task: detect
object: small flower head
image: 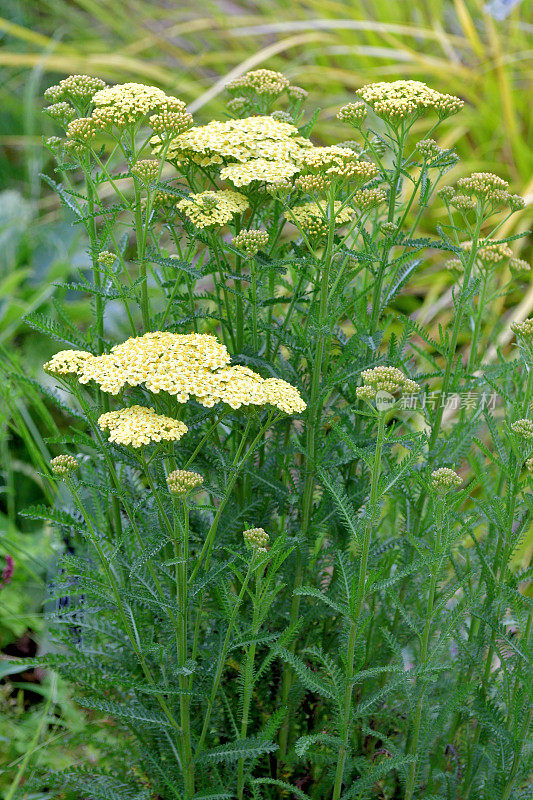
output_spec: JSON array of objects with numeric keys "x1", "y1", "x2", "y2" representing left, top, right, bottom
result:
[
  {"x1": 66, "y1": 117, "x2": 96, "y2": 143},
  {"x1": 50, "y1": 454, "x2": 79, "y2": 478},
  {"x1": 352, "y1": 187, "x2": 387, "y2": 211},
  {"x1": 98, "y1": 405, "x2": 188, "y2": 448},
  {"x1": 149, "y1": 108, "x2": 193, "y2": 136},
  {"x1": 232, "y1": 229, "x2": 269, "y2": 255},
  {"x1": 166, "y1": 469, "x2": 204, "y2": 497},
  {"x1": 177, "y1": 189, "x2": 249, "y2": 228},
  {"x1": 438, "y1": 186, "x2": 455, "y2": 203},
  {"x1": 510, "y1": 257, "x2": 530, "y2": 276},
  {"x1": 271, "y1": 110, "x2": 294, "y2": 124},
  {"x1": 287, "y1": 85, "x2": 308, "y2": 102},
  {"x1": 226, "y1": 96, "x2": 248, "y2": 116},
  {"x1": 286, "y1": 201, "x2": 354, "y2": 237},
  {"x1": 525, "y1": 457, "x2": 533, "y2": 472},
  {"x1": 92, "y1": 83, "x2": 187, "y2": 128},
  {"x1": 510, "y1": 419, "x2": 533, "y2": 440},
  {"x1": 415, "y1": 138, "x2": 444, "y2": 161},
  {"x1": 430, "y1": 467, "x2": 462, "y2": 493},
  {"x1": 243, "y1": 526, "x2": 269, "y2": 552},
  {"x1": 45, "y1": 75, "x2": 106, "y2": 105},
  {"x1": 337, "y1": 102, "x2": 367, "y2": 127},
  {"x1": 221, "y1": 158, "x2": 300, "y2": 187},
  {"x1": 357, "y1": 80, "x2": 463, "y2": 120},
  {"x1": 227, "y1": 69, "x2": 290, "y2": 97},
  {"x1": 44, "y1": 349, "x2": 94, "y2": 376},
  {"x1": 44, "y1": 102, "x2": 75, "y2": 125},
  {"x1": 511, "y1": 318, "x2": 533, "y2": 340},
  {"x1": 295, "y1": 173, "x2": 330, "y2": 194},
  {"x1": 356, "y1": 366, "x2": 418, "y2": 404},
  {"x1": 132, "y1": 159, "x2": 160, "y2": 185},
  {"x1": 508, "y1": 194, "x2": 525, "y2": 212},
  {"x1": 97, "y1": 251, "x2": 117, "y2": 268}
]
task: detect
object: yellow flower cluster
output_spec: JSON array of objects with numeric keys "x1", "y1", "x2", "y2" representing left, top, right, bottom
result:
[
  {"x1": 220, "y1": 158, "x2": 300, "y2": 187},
  {"x1": 93, "y1": 83, "x2": 186, "y2": 126},
  {"x1": 243, "y1": 527, "x2": 269, "y2": 551},
  {"x1": 287, "y1": 201, "x2": 354, "y2": 237},
  {"x1": 98, "y1": 405, "x2": 188, "y2": 448},
  {"x1": 44, "y1": 75, "x2": 106, "y2": 104},
  {"x1": 44, "y1": 349, "x2": 94, "y2": 375},
  {"x1": 50, "y1": 454, "x2": 79, "y2": 477},
  {"x1": 177, "y1": 189, "x2": 249, "y2": 228},
  {"x1": 45, "y1": 332, "x2": 306, "y2": 414},
  {"x1": 356, "y1": 366, "x2": 418, "y2": 402},
  {"x1": 155, "y1": 115, "x2": 310, "y2": 166},
  {"x1": 430, "y1": 467, "x2": 462, "y2": 493},
  {"x1": 167, "y1": 469, "x2": 204, "y2": 496},
  {"x1": 232, "y1": 229, "x2": 269, "y2": 255},
  {"x1": 227, "y1": 69, "x2": 290, "y2": 97},
  {"x1": 510, "y1": 419, "x2": 533, "y2": 440},
  {"x1": 357, "y1": 80, "x2": 463, "y2": 119}
]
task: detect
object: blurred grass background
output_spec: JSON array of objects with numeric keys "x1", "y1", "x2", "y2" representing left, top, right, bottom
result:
[{"x1": 0, "y1": 0, "x2": 531, "y2": 792}]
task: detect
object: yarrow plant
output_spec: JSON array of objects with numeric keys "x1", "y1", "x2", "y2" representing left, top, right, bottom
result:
[{"x1": 12, "y1": 70, "x2": 531, "y2": 799}]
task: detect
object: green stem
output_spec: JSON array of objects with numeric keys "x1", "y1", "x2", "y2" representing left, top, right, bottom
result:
[{"x1": 332, "y1": 410, "x2": 386, "y2": 800}]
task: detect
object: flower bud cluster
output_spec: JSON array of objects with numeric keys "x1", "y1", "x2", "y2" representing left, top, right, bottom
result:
[
  {"x1": 50, "y1": 454, "x2": 79, "y2": 477},
  {"x1": 356, "y1": 80, "x2": 463, "y2": 120},
  {"x1": 356, "y1": 366, "x2": 418, "y2": 402},
  {"x1": 132, "y1": 159, "x2": 160, "y2": 185},
  {"x1": 337, "y1": 102, "x2": 367, "y2": 126},
  {"x1": 44, "y1": 75, "x2": 106, "y2": 105},
  {"x1": 232, "y1": 229, "x2": 269, "y2": 255},
  {"x1": 97, "y1": 251, "x2": 117, "y2": 268},
  {"x1": 44, "y1": 102, "x2": 75, "y2": 125},
  {"x1": 166, "y1": 470, "x2": 204, "y2": 497},
  {"x1": 430, "y1": 467, "x2": 462, "y2": 493},
  {"x1": 243, "y1": 527, "x2": 269, "y2": 552},
  {"x1": 510, "y1": 419, "x2": 533, "y2": 440}
]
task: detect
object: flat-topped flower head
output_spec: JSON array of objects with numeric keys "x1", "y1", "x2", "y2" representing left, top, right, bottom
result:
[
  {"x1": 44, "y1": 349, "x2": 94, "y2": 375},
  {"x1": 166, "y1": 469, "x2": 204, "y2": 497},
  {"x1": 299, "y1": 146, "x2": 377, "y2": 184},
  {"x1": 50, "y1": 454, "x2": 79, "y2": 478},
  {"x1": 45, "y1": 75, "x2": 106, "y2": 105},
  {"x1": 45, "y1": 332, "x2": 306, "y2": 415},
  {"x1": 177, "y1": 189, "x2": 249, "y2": 228},
  {"x1": 227, "y1": 69, "x2": 290, "y2": 97},
  {"x1": 91, "y1": 82, "x2": 188, "y2": 128},
  {"x1": 510, "y1": 419, "x2": 533, "y2": 440},
  {"x1": 357, "y1": 80, "x2": 463, "y2": 120},
  {"x1": 232, "y1": 229, "x2": 269, "y2": 255},
  {"x1": 356, "y1": 366, "x2": 418, "y2": 402},
  {"x1": 98, "y1": 406, "x2": 188, "y2": 448},
  {"x1": 526, "y1": 457, "x2": 533, "y2": 472},
  {"x1": 221, "y1": 158, "x2": 300, "y2": 187},
  {"x1": 243, "y1": 526, "x2": 269, "y2": 552},
  {"x1": 287, "y1": 201, "x2": 354, "y2": 237},
  {"x1": 337, "y1": 102, "x2": 367, "y2": 126},
  {"x1": 154, "y1": 115, "x2": 310, "y2": 166},
  {"x1": 430, "y1": 467, "x2": 462, "y2": 493}
]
